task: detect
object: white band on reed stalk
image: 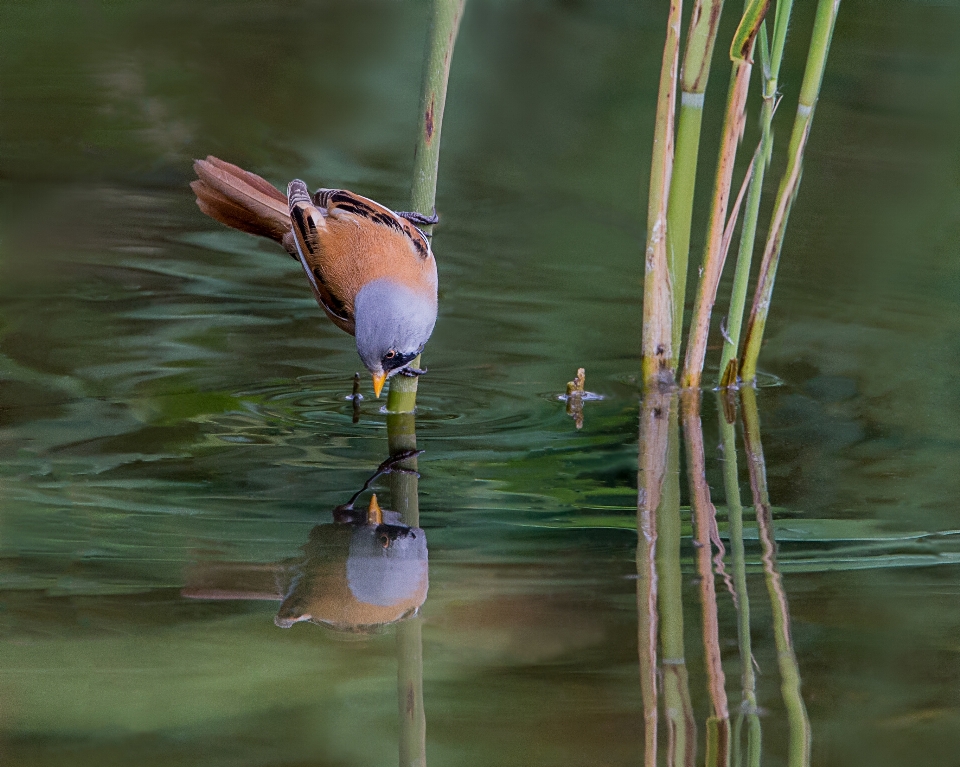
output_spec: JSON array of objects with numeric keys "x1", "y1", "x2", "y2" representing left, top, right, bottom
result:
[
  {"x1": 797, "y1": 102, "x2": 813, "y2": 117},
  {"x1": 681, "y1": 91, "x2": 705, "y2": 109}
]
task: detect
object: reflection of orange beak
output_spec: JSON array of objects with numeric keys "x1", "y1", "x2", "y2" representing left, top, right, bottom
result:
[
  {"x1": 372, "y1": 371, "x2": 387, "y2": 398},
  {"x1": 367, "y1": 493, "x2": 383, "y2": 525}
]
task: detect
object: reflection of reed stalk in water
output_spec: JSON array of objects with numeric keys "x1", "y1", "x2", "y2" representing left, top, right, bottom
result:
[
  {"x1": 391, "y1": 3, "x2": 465, "y2": 765},
  {"x1": 717, "y1": 394, "x2": 762, "y2": 767},
  {"x1": 741, "y1": 388, "x2": 811, "y2": 767},
  {"x1": 637, "y1": 393, "x2": 697, "y2": 767},
  {"x1": 681, "y1": 390, "x2": 729, "y2": 767},
  {"x1": 637, "y1": 391, "x2": 670, "y2": 766}
]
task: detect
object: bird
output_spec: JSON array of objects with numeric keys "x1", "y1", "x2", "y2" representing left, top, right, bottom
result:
[{"x1": 190, "y1": 156, "x2": 438, "y2": 397}]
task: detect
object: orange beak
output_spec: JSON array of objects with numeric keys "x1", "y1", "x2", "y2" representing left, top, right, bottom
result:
[
  {"x1": 372, "y1": 371, "x2": 387, "y2": 398},
  {"x1": 367, "y1": 493, "x2": 383, "y2": 525}
]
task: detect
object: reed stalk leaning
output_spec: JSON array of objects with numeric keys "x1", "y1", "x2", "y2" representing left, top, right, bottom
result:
[
  {"x1": 666, "y1": 0, "x2": 726, "y2": 355},
  {"x1": 387, "y1": 0, "x2": 465, "y2": 413},
  {"x1": 680, "y1": 0, "x2": 768, "y2": 389},
  {"x1": 641, "y1": 0, "x2": 683, "y2": 389},
  {"x1": 740, "y1": 0, "x2": 841, "y2": 383},
  {"x1": 717, "y1": 0, "x2": 796, "y2": 385}
]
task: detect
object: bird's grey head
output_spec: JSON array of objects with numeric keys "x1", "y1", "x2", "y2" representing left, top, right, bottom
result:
[{"x1": 354, "y1": 278, "x2": 437, "y2": 392}]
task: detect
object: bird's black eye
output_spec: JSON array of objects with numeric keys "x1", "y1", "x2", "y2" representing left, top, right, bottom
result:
[{"x1": 385, "y1": 350, "x2": 396, "y2": 360}]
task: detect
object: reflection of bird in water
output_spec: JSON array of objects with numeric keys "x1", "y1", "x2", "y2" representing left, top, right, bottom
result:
[
  {"x1": 182, "y1": 451, "x2": 428, "y2": 632},
  {"x1": 191, "y1": 156, "x2": 438, "y2": 397},
  {"x1": 275, "y1": 493, "x2": 427, "y2": 631}
]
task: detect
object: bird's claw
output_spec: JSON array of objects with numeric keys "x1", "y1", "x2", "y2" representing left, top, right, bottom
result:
[
  {"x1": 398, "y1": 366, "x2": 427, "y2": 378},
  {"x1": 396, "y1": 209, "x2": 439, "y2": 226}
]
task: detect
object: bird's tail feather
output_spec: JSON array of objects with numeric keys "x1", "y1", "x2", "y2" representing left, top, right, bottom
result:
[{"x1": 191, "y1": 156, "x2": 292, "y2": 246}]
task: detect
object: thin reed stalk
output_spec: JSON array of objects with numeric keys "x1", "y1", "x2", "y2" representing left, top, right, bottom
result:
[
  {"x1": 387, "y1": 0, "x2": 465, "y2": 412},
  {"x1": 741, "y1": 388, "x2": 811, "y2": 767},
  {"x1": 656, "y1": 408, "x2": 698, "y2": 767},
  {"x1": 388, "y1": 412, "x2": 420, "y2": 524},
  {"x1": 740, "y1": 0, "x2": 841, "y2": 382},
  {"x1": 397, "y1": 617, "x2": 427, "y2": 767},
  {"x1": 719, "y1": 1, "x2": 797, "y2": 385},
  {"x1": 641, "y1": 0, "x2": 683, "y2": 389},
  {"x1": 681, "y1": 389, "x2": 730, "y2": 767},
  {"x1": 637, "y1": 391, "x2": 673, "y2": 767},
  {"x1": 667, "y1": 0, "x2": 726, "y2": 354},
  {"x1": 681, "y1": 0, "x2": 768, "y2": 389},
  {"x1": 717, "y1": 395, "x2": 762, "y2": 767},
  {"x1": 390, "y1": 410, "x2": 426, "y2": 767}
]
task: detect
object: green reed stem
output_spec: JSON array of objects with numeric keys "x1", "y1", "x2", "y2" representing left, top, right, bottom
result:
[
  {"x1": 391, "y1": 8, "x2": 465, "y2": 761},
  {"x1": 719, "y1": 1, "x2": 796, "y2": 385},
  {"x1": 741, "y1": 387, "x2": 811, "y2": 767},
  {"x1": 657, "y1": 407, "x2": 698, "y2": 767},
  {"x1": 397, "y1": 617, "x2": 427, "y2": 767},
  {"x1": 387, "y1": 0, "x2": 465, "y2": 412},
  {"x1": 641, "y1": 0, "x2": 683, "y2": 389},
  {"x1": 681, "y1": 0, "x2": 767, "y2": 389},
  {"x1": 667, "y1": 0, "x2": 726, "y2": 355},
  {"x1": 389, "y1": 411, "x2": 424, "y2": 767},
  {"x1": 740, "y1": 0, "x2": 840, "y2": 382},
  {"x1": 637, "y1": 391, "x2": 673, "y2": 767},
  {"x1": 717, "y1": 394, "x2": 761, "y2": 767}
]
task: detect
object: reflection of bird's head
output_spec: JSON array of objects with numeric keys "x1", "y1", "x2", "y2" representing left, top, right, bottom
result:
[
  {"x1": 355, "y1": 278, "x2": 436, "y2": 397},
  {"x1": 274, "y1": 494, "x2": 428, "y2": 631}
]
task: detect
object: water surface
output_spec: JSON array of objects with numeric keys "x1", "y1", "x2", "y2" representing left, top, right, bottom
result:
[{"x1": 1, "y1": 1, "x2": 959, "y2": 765}]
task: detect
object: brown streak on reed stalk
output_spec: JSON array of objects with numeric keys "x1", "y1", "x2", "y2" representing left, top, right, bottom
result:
[
  {"x1": 642, "y1": 0, "x2": 683, "y2": 389},
  {"x1": 637, "y1": 391, "x2": 672, "y2": 767},
  {"x1": 681, "y1": 389, "x2": 730, "y2": 767}
]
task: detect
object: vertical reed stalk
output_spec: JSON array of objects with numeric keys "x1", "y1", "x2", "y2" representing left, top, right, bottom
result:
[
  {"x1": 740, "y1": 0, "x2": 841, "y2": 383},
  {"x1": 397, "y1": 617, "x2": 427, "y2": 767},
  {"x1": 391, "y1": 411, "x2": 426, "y2": 767},
  {"x1": 388, "y1": 413, "x2": 420, "y2": 525},
  {"x1": 718, "y1": 1, "x2": 797, "y2": 385},
  {"x1": 656, "y1": 408, "x2": 698, "y2": 767},
  {"x1": 637, "y1": 391, "x2": 673, "y2": 767},
  {"x1": 681, "y1": 390, "x2": 730, "y2": 767},
  {"x1": 387, "y1": 0, "x2": 466, "y2": 412},
  {"x1": 717, "y1": 395, "x2": 761, "y2": 767},
  {"x1": 667, "y1": 0, "x2": 726, "y2": 354},
  {"x1": 681, "y1": 0, "x2": 768, "y2": 390},
  {"x1": 741, "y1": 388, "x2": 811, "y2": 767},
  {"x1": 641, "y1": 0, "x2": 683, "y2": 389},
  {"x1": 392, "y1": 7, "x2": 465, "y2": 761}
]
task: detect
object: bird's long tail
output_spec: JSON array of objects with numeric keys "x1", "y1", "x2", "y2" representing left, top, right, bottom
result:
[{"x1": 191, "y1": 156, "x2": 295, "y2": 253}]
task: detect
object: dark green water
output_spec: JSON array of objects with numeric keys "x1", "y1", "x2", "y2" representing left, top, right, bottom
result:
[{"x1": 1, "y1": 1, "x2": 959, "y2": 765}]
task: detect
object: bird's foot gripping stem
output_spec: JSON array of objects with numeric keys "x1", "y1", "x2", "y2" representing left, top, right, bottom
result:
[
  {"x1": 395, "y1": 209, "x2": 439, "y2": 226},
  {"x1": 398, "y1": 366, "x2": 427, "y2": 378}
]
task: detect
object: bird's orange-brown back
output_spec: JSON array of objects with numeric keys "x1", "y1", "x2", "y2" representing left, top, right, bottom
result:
[{"x1": 305, "y1": 190, "x2": 438, "y2": 318}]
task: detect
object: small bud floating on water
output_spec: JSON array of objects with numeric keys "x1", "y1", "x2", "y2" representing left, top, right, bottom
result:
[{"x1": 558, "y1": 367, "x2": 604, "y2": 430}]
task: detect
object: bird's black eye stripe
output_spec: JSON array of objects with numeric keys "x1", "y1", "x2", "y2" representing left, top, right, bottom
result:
[{"x1": 382, "y1": 350, "x2": 419, "y2": 371}]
